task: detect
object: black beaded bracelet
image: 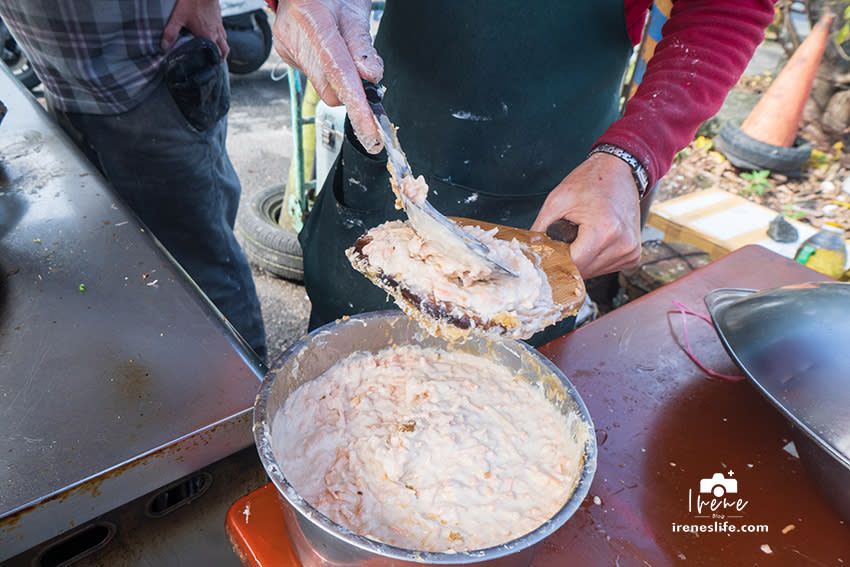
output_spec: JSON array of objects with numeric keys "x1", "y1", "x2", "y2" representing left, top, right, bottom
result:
[{"x1": 588, "y1": 143, "x2": 650, "y2": 199}]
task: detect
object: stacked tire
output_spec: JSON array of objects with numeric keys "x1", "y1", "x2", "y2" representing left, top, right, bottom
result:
[
  {"x1": 236, "y1": 185, "x2": 304, "y2": 282},
  {"x1": 714, "y1": 121, "x2": 812, "y2": 175}
]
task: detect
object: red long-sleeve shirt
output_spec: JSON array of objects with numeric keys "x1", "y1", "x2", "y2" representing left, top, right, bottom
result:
[
  {"x1": 608, "y1": 0, "x2": 775, "y2": 186},
  {"x1": 266, "y1": 0, "x2": 775, "y2": 187}
]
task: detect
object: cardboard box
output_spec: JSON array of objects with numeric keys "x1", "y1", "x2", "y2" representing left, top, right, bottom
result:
[{"x1": 646, "y1": 188, "x2": 825, "y2": 261}]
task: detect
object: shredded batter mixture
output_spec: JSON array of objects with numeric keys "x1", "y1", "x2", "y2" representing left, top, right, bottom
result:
[
  {"x1": 396, "y1": 173, "x2": 428, "y2": 206},
  {"x1": 273, "y1": 345, "x2": 585, "y2": 553},
  {"x1": 346, "y1": 220, "x2": 565, "y2": 340}
]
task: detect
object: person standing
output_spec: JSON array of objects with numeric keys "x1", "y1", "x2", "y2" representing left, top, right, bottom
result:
[
  {"x1": 0, "y1": 0, "x2": 268, "y2": 362},
  {"x1": 267, "y1": 0, "x2": 775, "y2": 340}
]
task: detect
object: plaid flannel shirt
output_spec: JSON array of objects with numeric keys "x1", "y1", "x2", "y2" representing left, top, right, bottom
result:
[{"x1": 0, "y1": 1, "x2": 175, "y2": 114}]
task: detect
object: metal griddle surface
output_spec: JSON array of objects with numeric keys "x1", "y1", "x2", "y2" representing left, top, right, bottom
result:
[{"x1": 0, "y1": 66, "x2": 263, "y2": 559}]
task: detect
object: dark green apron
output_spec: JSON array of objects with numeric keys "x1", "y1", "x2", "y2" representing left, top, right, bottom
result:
[{"x1": 300, "y1": 0, "x2": 633, "y2": 342}]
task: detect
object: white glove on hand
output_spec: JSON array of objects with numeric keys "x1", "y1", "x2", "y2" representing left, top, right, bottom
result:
[{"x1": 273, "y1": 0, "x2": 384, "y2": 153}]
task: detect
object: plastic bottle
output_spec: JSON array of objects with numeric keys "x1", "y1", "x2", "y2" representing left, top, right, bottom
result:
[{"x1": 794, "y1": 222, "x2": 847, "y2": 279}]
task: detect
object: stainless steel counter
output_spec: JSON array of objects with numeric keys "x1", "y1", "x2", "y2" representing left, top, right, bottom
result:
[{"x1": 0, "y1": 66, "x2": 264, "y2": 561}]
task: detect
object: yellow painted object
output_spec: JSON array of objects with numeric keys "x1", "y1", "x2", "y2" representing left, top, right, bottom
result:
[
  {"x1": 627, "y1": 0, "x2": 673, "y2": 100},
  {"x1": 794, "y1": 222, "x2": 848, "y2": 280},
  {"x1": 280, "y1": 80, "x2": 320, "y2": 232},
  {"x1": 288, "y1": 81, "x2": 319, "y2": 200}
]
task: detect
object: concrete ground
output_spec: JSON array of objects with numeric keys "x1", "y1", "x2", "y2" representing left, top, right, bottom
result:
[{"x1": 227, "y1": 52, "x2": 312, "y2": 364}]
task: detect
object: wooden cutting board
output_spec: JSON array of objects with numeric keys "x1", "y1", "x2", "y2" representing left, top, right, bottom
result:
[{"x1": 451, "y1": 217, "x2": 586, "y2": 314}]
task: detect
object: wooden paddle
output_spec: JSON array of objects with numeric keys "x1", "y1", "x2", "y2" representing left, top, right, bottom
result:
[{"x1": 450, "y1": 217, "x2": 586, "y2": 314}]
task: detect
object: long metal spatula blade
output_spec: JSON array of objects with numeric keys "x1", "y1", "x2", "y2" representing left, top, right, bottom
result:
[{"x1": 362, "y1": 82, "x2": 518, "y2": 277}]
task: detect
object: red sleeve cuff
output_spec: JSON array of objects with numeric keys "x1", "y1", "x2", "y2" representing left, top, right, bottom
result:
[
  {"x1": 597, "y1": 0, "x2": 775, "y2": 187},
  {"x1": 264, "y1": 0, "x2": 278, "y2": 11}
]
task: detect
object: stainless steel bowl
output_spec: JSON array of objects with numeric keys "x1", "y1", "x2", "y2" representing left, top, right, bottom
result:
[
  {"x1": 253, "y1": 311, "x2": 597, "y2": 567},
  {"x1": 705, "y1": 282, "x2": 850, "y2": 522}
]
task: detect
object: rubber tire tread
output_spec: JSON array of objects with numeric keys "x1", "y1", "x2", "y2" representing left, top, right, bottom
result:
[
  {"x1": 715, "y1": 120, "x2": 812, "y2": 174},
  {"x1": 224, "y1": 10, "x2": 273, "y2": 75},
  {"x1": 16, "y1": 65, "x2": 40, "y2": 89},
  {"x1": 236, "y1": 185, "x2": 304, "y2": 282}
]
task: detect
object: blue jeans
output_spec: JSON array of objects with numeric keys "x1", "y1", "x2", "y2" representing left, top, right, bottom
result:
[{"x1": 51, "y1": 76, "x2": 267, "y2": 363}]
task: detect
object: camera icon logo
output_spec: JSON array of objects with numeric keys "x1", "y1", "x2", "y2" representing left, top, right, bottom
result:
[{"x1": 699, "y1": 472, "x2": 738, "y2": 498}]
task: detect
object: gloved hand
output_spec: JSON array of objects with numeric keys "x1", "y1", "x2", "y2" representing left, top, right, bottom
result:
[
  {"x1": 272, "y1": 0, "x2": 384, "y2": 153},
  {"x1": 162, "y1": 0, "x2": 230, "y2": 59},
  {"x1": 530, "y1": 153, "x2": 642, "y2": 280}
]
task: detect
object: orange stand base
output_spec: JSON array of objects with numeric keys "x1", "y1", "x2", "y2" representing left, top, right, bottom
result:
[{"x1": 225, "y1": 483, "x2": 302, "y2": 567}]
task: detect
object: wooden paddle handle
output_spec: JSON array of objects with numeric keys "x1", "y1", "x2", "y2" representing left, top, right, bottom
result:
[{"x1": 546, "y1": 219, "x2": 579, "y2": 244}]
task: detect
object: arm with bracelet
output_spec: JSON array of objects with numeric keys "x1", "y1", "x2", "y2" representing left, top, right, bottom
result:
[{"x1": 530, "y1": 0, "x2": 774, "y2": 280}]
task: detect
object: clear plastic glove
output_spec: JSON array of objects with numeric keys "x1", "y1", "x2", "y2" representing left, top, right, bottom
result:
[
  {"x1": 272, "y1": 0, "x2": 384, "y2": 153},
  {"x1": 530, "y1": 153, "x2": 643, "y2": 280},
  {"x1": 162, "y1": 0, "x2": 230, "y2": 59}
]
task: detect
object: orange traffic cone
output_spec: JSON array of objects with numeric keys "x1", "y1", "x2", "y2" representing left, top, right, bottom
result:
[{"x1": 740, "y1": 13, "x2": 835, "y2": 147}]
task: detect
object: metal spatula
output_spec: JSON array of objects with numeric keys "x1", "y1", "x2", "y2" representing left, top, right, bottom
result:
[{"x1": 363, "y1": 81, "x2": 518, "y2": 277}]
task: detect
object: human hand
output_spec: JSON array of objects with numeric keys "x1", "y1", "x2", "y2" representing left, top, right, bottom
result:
[
  {"x1": 530, "y1": 153, "x2": 643, "y2": 280},
  {"x1": 271, "y1": 0, "x2": 383, "y2": 153},
  {"x1": 162, "y1": 0, "x2": 230, "y2": 58}
]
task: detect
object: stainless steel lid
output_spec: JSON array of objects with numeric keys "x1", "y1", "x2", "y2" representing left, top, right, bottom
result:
[{"x1": 705, "y1": 282, "x2": 850, "y2": 469}]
